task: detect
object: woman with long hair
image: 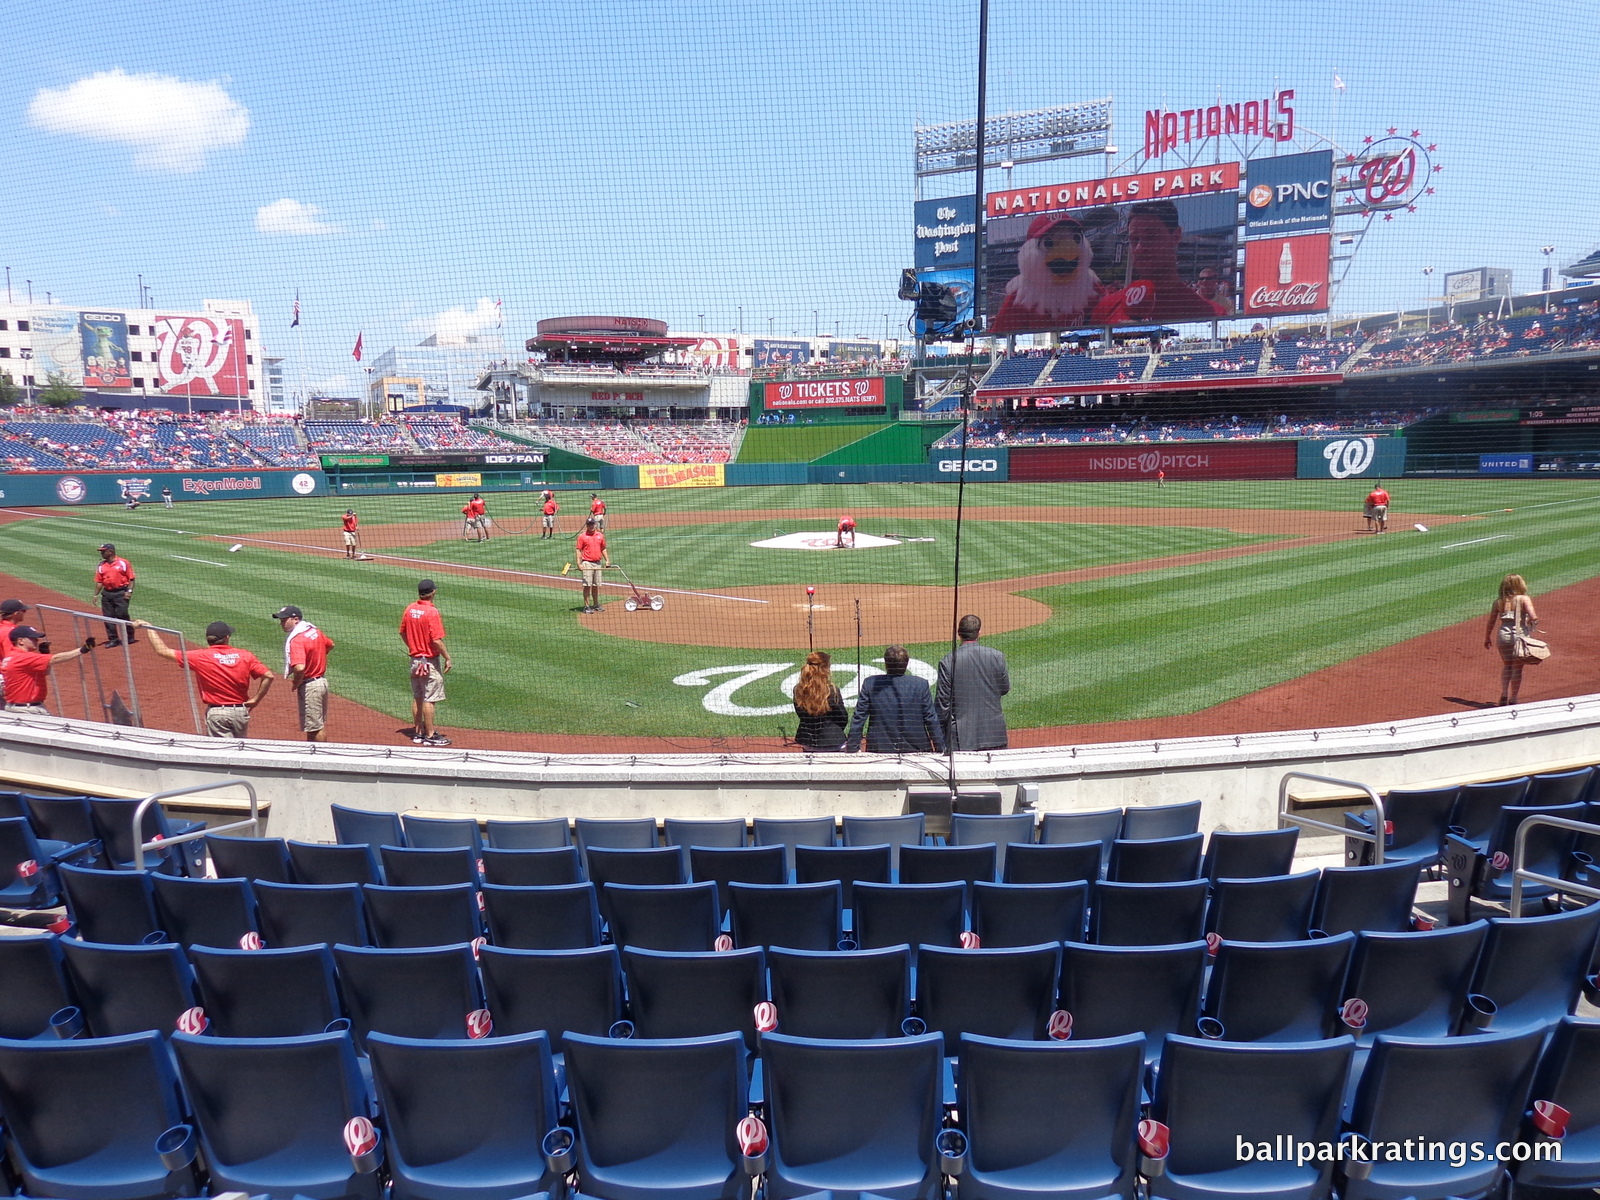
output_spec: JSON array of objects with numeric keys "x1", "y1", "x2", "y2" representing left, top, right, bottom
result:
[
  {"x1": 1484, "y1": 573, "x2": 1539, "y2": 706},
  {"x1": 792, "y1": 650, "x2": 848, "y2": 752}
]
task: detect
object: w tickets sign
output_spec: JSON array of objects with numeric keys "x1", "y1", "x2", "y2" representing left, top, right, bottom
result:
[
  {"x1": 763, "y1": 376, "x2": 886, "y2": 410},
  {"x1": 154, "y1": 315, "x2": 249, "y2": 397}
]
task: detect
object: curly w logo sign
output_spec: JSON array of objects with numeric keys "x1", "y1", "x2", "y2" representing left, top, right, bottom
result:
[{"x1": 1297, "y1": 436, "x2": 1406, "y2": 480}]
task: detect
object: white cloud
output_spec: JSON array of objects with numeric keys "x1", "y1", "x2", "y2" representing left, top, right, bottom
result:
[
  {"x1": 27, "y1": 69, "x2": 248, "y2": 173},
  {"x1": 411, "y1": 298, "x2": 501, "y2": 344},
  {"x1": 255, "y1": 198, "x2": 340, "y2": 236}
]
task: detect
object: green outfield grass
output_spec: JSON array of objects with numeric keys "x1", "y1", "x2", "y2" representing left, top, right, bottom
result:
[{"x1": 2, "y1": 478, "x2": 1597, "y2": 736}]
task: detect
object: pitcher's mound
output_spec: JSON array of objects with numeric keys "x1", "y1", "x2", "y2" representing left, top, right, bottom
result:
[{"x1": 752, "y1": 531, "x2": 901, "y2": 550}]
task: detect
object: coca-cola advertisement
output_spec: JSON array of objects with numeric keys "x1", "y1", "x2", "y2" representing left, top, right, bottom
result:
[
  {"x1": 1010, "y1": 441, "x2": 1296, "y2": 482},
  {"x1": 1242, "y1": 234, "x2": 1330, "y2": 317}
]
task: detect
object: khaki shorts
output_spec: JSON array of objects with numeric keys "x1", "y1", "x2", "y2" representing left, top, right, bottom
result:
[
  {"x1": 410, "y1": 657, "x2": 446, "y2": 704},
  {"x1": 342, "y1": 530, "x2": 357, "y2": 546},
  {"x1": 298, "y1": 676, "x2": 328, "y2": 732},
  {"x1": 580, "y1": 560, "x2": 603, "y2": 585},
  {"x1": 206, "y1": 705, "x2": 250, "y2": 738},
  {"x1": 542, "y1": 514, "x2": 556, "y2": 527},
  {"x1": 592, "y1": 513, "x2": 605, "y2": 529},
  {"x1": 6, "y1": 704, "x2": 49, "y2": 716}
]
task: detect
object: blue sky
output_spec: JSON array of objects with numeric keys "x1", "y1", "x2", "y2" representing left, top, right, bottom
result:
[{"x1": 3, "y1": 0, "x2": 1594, "y2": 393}]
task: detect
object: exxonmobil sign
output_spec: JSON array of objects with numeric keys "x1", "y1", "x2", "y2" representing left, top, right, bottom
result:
[{"x1": 1010, "y1": 442, "x2": 1296, "y2": 482}]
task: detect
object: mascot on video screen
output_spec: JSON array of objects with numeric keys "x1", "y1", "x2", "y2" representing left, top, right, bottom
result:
[{"x1": 990, "y1": 212, "x2": 1102, "y2": 334}]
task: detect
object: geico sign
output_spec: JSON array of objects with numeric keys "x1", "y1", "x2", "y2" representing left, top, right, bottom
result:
[{"x1": 937, "y1": 459, "x2": 1000, "y2": 473}]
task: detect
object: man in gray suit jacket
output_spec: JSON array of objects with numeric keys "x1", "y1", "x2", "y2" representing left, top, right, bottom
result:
[{"x1": 936, "y1": 614, "x2": 1011, "y2": 750}]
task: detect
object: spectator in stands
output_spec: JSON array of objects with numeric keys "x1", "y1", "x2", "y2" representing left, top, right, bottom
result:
[
  {"x1": 843, "y1": 646, "x2": 945, "y2": 754},
  {"x1": 935, "y1": 614, "x2": 1011, "y2": 751},
  {"x1": 1485, "y1": 574, "x2": 1539, "y2": 707},
  {"x1": 792, "y1": 650, "x2": 848, "y2": 752},
  {"x1": 1091, "y1": 201, "x2": 1228, "y2": 325}
]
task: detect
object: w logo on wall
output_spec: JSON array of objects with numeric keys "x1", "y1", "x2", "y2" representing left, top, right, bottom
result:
[
  {"x1": 154, "y1": 315, "x2": 249, "y2": 397},
  {"x1": 1322, "y1": 438, "x2": 1376, "y2": 479}
]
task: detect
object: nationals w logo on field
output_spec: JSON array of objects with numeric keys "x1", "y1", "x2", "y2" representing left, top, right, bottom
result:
[{"x1": 1322, "y1": 438, "x2": 1376, "y2": 479}]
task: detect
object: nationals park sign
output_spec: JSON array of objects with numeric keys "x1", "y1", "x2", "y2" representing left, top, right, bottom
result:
[{"x1": 763, "y1": 377, "x2": 887, "y2": 410}]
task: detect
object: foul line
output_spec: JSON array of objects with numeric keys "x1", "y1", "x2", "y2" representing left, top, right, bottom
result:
[
  {"x1": 1441, "y1": 534, "x2": 1510, "y2": 549},
  {"x1": 6, "y1": 513, "x2": 766, "y2": 605},
  {"x1": 1466, "y1": 496, "x2": 1600, "y2": 516},
  {"x1": 168, "y1": 555, "x2": 228, "y2": 567}
]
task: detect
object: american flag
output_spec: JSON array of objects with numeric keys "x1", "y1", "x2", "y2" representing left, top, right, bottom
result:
[
  {"x1": 291, "y1": 292, "x2": 300, "y2": 328},
  {"x1": 352, "y1": 332, "x2": 363, "y2": 362}
]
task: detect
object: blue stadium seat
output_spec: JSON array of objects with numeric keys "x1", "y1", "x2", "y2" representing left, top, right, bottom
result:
[
  {"x1": 622, "y1": 946, "x2": 766, "y2": 1049},
  {"x1": 899, "y1": 842, "x2": 998, "y2": 891},
  {"x1": 1203, "y1": 870, "x2": 1318, "y2": 942},
  {"x1": 367, "y1": 1030, "x2": 561, "y2": 1200},
  {"x1": 478, "y1": 944, "x2": 624, "y2": 1053},
  {"x1": 841, "y1": 813, "x2": 925, "y2": 871},
  {"x1": 485, "y1": 816, "x2": 571, "y2": 849},
  {"x1": 1525, "y1": 765, "x2": 1596, "y2": 807},
  {"x1": 951, "y1": 813, "x2": 1035, "y2": 877},
  {"x1": 188, "y1": 943, "x2": 342, "y2": 1037},
  {"x1": 0, "y1": 933, "x2": 74, "y2": 1040},
  {"x1": 574, "y1": 816, "x2": 658, "y2": 857},
  {"x1": 1343, "y1": 785, "x2": 1458, "y2": 869},
  {"x1": 58, "y1": 939, "x2": 197, "y2": 1038},
  {"x1": 482, "y1": 881, "x2": 601, "y2": 949},
  {"x1": 1089, "y1": 879, "x2": 1209, "y2": 946},
  {"x1": 401, "y1": 812, "x2": 484, "y2": 856},
  {"x1": 288, "y1": 839, "x2": 382, "y2": 885},
  {"x1": 150, "y1": 873, "x2": 257, "y2": 948},
  {"x1": 1343, "y1": 1027, "x2": 1545, "y2": 1200},
  {"x1": 793, "y1": 843, "x2": 891, "y2": 910},
  {"x1": 59, "y1": 862, "x2": 162, "y2": 944},
  {"x1": 1514, "y1": 1015, "x2": 1600, "y2": 1194},
  {"x1": 88, "y1": 796, "x2": 203, "y2": 875},
  {"x1": 254, "y1": 879, "x2": 370, "y2": 947},
  {"x1": 853, "y1": 882, "x2": 965, "y2": 955},
  {"x1": 665, "y1": 817, "x2": 749, "y2": 848},
  {"x1": 0, "y1": 1030, "x2": 197, "y2": 1199},
  {"x1": 1119, "y1": 802, "x2": 1201, "y2": 841},
  {"x1": 973, "y1": 880, "x2": 1087, "y2": 947},
  {"x1": 561, "y1": 1029, "x2": 750, "y2": 1200},
  {"x1": 728, "y1": 881, "x2": 843, "y2": 951},
  {"x1": 916, "y1": 942, "x2": 1061, "y2": 1053},
  {"x1": 692, "y1": 844, "x2": 788, "y2": 917},
  {"x1": 1149, "y1": 1034, "x2": 1354, "y2": 1200},
  {"x1": 480, "y1": 845, "x2": 581, "y2": 886},
  {"x1": 1003, "y1": 840, "x2": 1101, "y2": 885},
  {"x1": 380, "y1": 843, "x2": 480, "y2": 888},
  {"x1": 586, "y1": 845, "x2": 685, "y2": 894},
  {"x1": 605, "y1": 881, "x2": 720, "y2": 951},
  {"x1": 331, "y1": 802, "x2": 406, "y2": 851},
  {"x1": 1058, "y1": 940, "x2": 1207, "y2": 1064},
  {"x1": 1309, "y1": 860, "x2": 1421, "y2": 936},
  {"x1": 362, "y1": 882, "x2": 481, "y2": 948},
  {"x1": 766, "y1": 945, "x2": 911, "y2": 1040},
  {"x1": 958, "y1": 1031, "x2": 1146, "y2": 1200},
  {"x1": 204, "y1": 833, "x2": 294, "y2": 883},
  {"x1": 1201, "y1": 933, "x2": 1357, "y2": 1042},
  {"x1": 1040, "y1": 809, "x2": 1123, "y2": 875},
  {"x1": 753, "y1": 816, "x2": 837, "y2": 874},
  {"x1": 1200, "y1": 828, "x2": 1299, "y2": 882},
  {"x1": 1468, "y1": 903, "x2": 1600, "y2": 1034},
  {"x1": 1444, "y1": 801, "x2": 1584, "y2": 923},
  {"x1": 761, "y1": 1030, "x2": 945, "y2": 1199},
  {"x1": 1342, "y1": 921, "x2": 1489, "y2": 1043},
  {"x1": 1450, "y1": 776, "x2": 1532, "y2": 851},
  {"x1": 171, "y1": 1028, "x2": 380, "y2": 1199},
  {"x1": 333, "y1": 943, "x2": 483, "y2": 1046},
  {"x1": 0, "y1": 815, "x2": 92, "y2": 908},
  {"x1": 21, "y1": 794, "x2": 105, "y2": 868},
  {"x1": 1106, "y1": 834, "x2": 1203, "y2": 883}
]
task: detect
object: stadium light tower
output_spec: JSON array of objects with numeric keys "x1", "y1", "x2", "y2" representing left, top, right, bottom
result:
[
  {"x1": 737, "y1": 305, "x2": 742, "y2": 334},
  {"x1": 812, "y1": 309, "x2": 818, "y2": 338},
  {"x1": 1541, "y1": 245, "x2": 1557, "y2": 310}
]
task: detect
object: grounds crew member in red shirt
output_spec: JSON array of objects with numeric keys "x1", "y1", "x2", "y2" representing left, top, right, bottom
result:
[
  {"x1": 133, "y1": 619, "x2": 272, "y2": 737},
  {"x1": 93, "y1": 544, "x2": 137, "y2": 646},
  {"x1": 0, "y1": 599, "x2": 30, "y2": 709},
  {"x1": 274, "y1": 605, "x2": 335, "y2": 743},
  {"x1": 836, "y1": 515, "x2": 857, "y2": 548},
  {"x1": 589, "y1": 493, "x2": 606, "y2": 530},
  {"x1": 577, "y1": 517, "x2": 611, "y2": 613},
  {"x1": 1, "y1": 626, "x2": 92, "y2": 715},
  {"x1": 462, "y1": 493, "x2": 489, "y2": 543},
  {"x1": 400, "y1": 579, "x2": 451, "y2": 746},
  {"x1": 1365, "y1": 485, "x2": 1391, "y2": 534},
  {"x1": 541, "y1": 495, "x2": 559, "y2": 539},
  {"x1": 341, "y1": 510, "x2": 360, "y2": 559}
]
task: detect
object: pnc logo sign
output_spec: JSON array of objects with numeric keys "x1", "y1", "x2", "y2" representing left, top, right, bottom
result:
[
  {"x1": 937, "y1": 459, "x2": 1000, "y2": 473},
  {"x1": 1251, "y1": 180, "x2": 1330, "y2": 207}
]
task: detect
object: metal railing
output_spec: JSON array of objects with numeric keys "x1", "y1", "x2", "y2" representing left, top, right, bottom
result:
[
  {"x1": 1508, "y1": 813, "x2": 1600, "y2": 916},
  {"x1": 1277, "y1": 771, "x2": 1386, "y2": 864},
  {"x1": 34, "y1": 603, "x2": 204, "y2": 735},
  {"x1": 132, "y1": 779, "x2": 261, "y2": 871}
]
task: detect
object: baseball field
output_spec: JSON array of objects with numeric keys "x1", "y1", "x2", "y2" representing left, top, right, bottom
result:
[{"x1": 0, "y1": 477, "x2": 1597, "y2": 748}]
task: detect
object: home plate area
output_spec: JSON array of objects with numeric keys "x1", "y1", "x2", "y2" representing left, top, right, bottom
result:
[{"x1": 751, "y1": 531, "x2": 902, "y2": 550}]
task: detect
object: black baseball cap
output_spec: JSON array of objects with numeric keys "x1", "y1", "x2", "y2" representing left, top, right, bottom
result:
[
  {"x1": 8, "y1": 626, "x2": 43, "y2": 643},
  {"x1": 0, "y1": 599, "x2": 28, "y2": 616},
  {"x1": 271, "y1": 605, "x2": 303, "y2": 621},
  {"x1": 205, "y1": 621, "x2": 235, "y2": 641},
  {"x1": 99, "y1": 543, "x2": 116, "y2": 553},
  {"x1": 418, "y1": 579, "x2": 436, "y2": 594}
]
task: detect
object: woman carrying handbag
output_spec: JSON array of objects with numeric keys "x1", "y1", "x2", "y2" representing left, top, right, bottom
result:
[{"x1": 1483, "y1": 573, "x2": 1545, "y2": 706}]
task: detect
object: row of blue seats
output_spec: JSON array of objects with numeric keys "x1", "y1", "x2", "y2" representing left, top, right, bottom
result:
[
  {"x1": 1, "y1": 1016, "x2": 1595, "y2": 1199},
  {"x1": 49, "y1": 858, "x2": 1440, "y2": 952},
  {"x1": 7, "y1": 902, "x2": 1597, "y2": 1057}
]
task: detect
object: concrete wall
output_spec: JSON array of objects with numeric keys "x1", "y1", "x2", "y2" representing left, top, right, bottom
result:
[{"x1": 2, "y1": 693, "x2": 1597, "y2": 844}]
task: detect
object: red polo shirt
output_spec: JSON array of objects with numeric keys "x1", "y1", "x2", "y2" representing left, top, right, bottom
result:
[
  {"x1": 542, "y1": 499, "x2": 558, "y2": 516},
  {"x1": 180, "y1": 646, "x2": 269, "y2": 707},
  {"x1": 577, "y1": 531, "x2": 607, "y2": 563},
  {"x1": 95, "y1": 558, "x2": 135, "y2": 589},
  {"x1": 591, "y1": 498, "x2": 605, "y2": 515},
  {"x1": 287, "y1": 626, "x2": 334, "y2": 680},
  {"x1": 400, "y1": 599, "x2": 445, "y2": 658},
  {"x1": 342, "y1": 513, "x2": 359, "y2": 533},
  {"x1": 1, "y1": 648, "x2": 53, "y2": 705}
]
